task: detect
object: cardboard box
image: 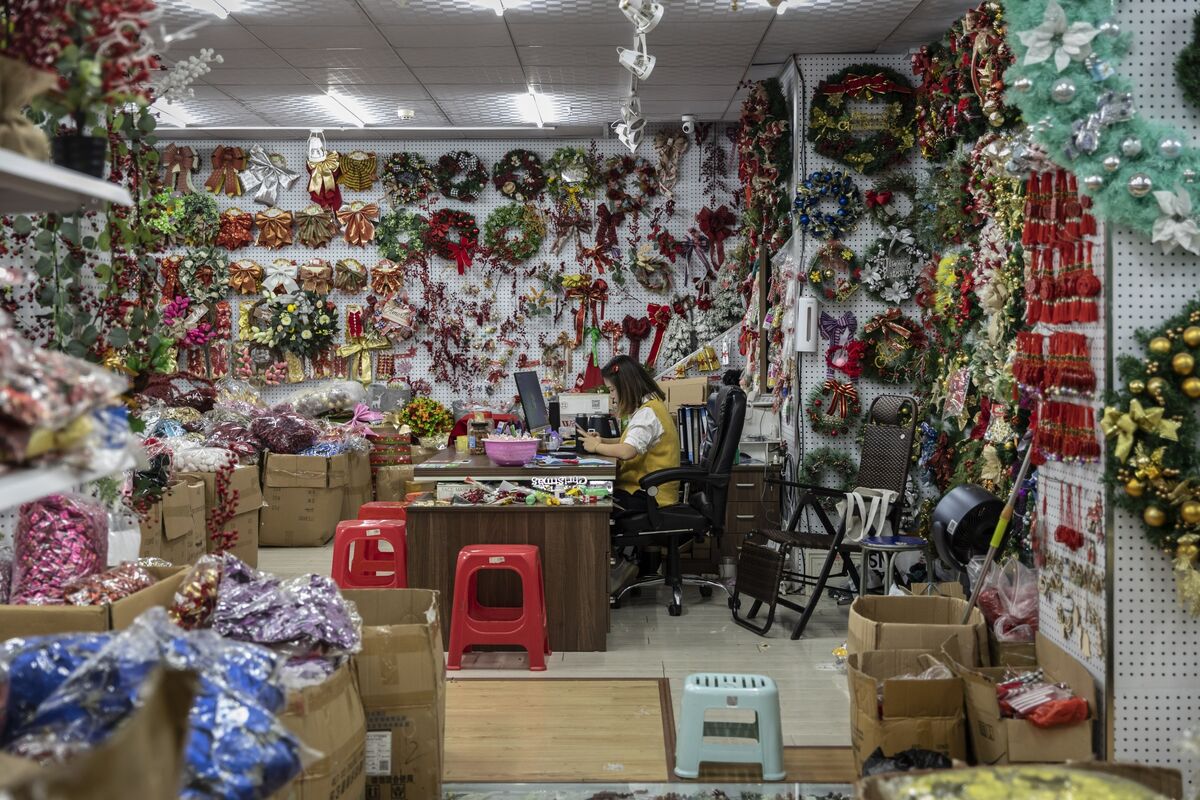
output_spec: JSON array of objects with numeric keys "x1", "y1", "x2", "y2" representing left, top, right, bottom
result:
[
  {"x1": 847, "y1": 649, "x2": 967, "y2": 775},
  {"x1": 663, "y1": 376, "x2": 711, "y2": 412},
  {"x1": 847, "y1": 595, "x2": 990, "y2": 667},
  {"x1": 375, "y1": 464, "x2": 416, "y2": 502},
  {"x1": 260, "y1": 453, "x2": 350, "y2": 547},
  {"x1": 0, "y1": 566, "x2": 185, "y2": 638},
  {"x1": 341, "y1": 449, "x2": 373, "y2": 520},
  {"x1": 278, "y1": 663, "x2": 366, "y2": 800},
  {"x1": 344, "y1": 589, "x2": 444, "y2": 800},
  {"x1": 945, "y1": 633, "x2": 1095, "y2": 765},
  {"x1": 138, "y1": 478, "x2": 207, "y2": 565},
  {"x1": 856, "y1": 763, "x2": 1183, "y2": 800},
  {"x1": 988, "y1": 634, "x2": 1039, "y2": 668},
  {"x1": 181, "y1": 464, "x2": 263, "y2": 567}
]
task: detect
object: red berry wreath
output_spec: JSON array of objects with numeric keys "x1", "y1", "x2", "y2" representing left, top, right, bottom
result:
[{"x1": 427, "y1": 208, "x2": 479, "y2": 274}]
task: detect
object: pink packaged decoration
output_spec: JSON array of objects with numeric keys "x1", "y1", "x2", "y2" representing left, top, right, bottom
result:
[
  {"x1": 63, "y1": 562, "x2": 155, "y2": 606},
  {"x1": 9, "y1": 494, "x2": 108, "y2": 605}
]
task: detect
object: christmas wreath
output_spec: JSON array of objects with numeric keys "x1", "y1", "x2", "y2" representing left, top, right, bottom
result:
[
  {"x1": 807, "y1": 64, "x2": 917, "y2": 175},
  {"x1": 483, "y1": 204, "x2": 546, "y2": 264},
  {"x1": 179, "y1": 246, "x2": 229, "y2": 305},
  {"x1": 806, "y1": 379, "x2": 862, "y2": 437},
  {"x1": 794, "y1": 170, "x2": 863, "y2": 241},
  {"x1": 246, "y1": 290, "x2": 339, "y2": 358},
  {"x1": 381, "y1": 152, "x2": 436, "y2": 206},
  {"x1": 176, "y1": 192, "x2": 220, "y2": 247},
  {"x1": 1103, "y1": 299, "x2": 1200, "y2": 616},
  {"x1": 862, "y1": 230, "x2": 927, "y2": 304},
  {"x1": 865, "y1": 173, "x2": 921, "y2": 229},
  {"x1": 807, "y1": 240, "x2": 861, "y2": 302},
  {"x1": 434, "y1": 151, "x2": 488, "y2": 202},
  {"x1": 376, "y1": 209, "x2": 429, "y2": 265},
  {"x1": 860, "y1": 309, "x2": 926, "y2": 384},
  {"x1": 800, "y1": 446, "x2": 858, "y2": 491},
  {"x1": 427, "y1": 208, "x2": 479, "y2": 274},
  {"x1": 603, "y1": 155, "x2": 659, "y2": 214},
  {"x1": 492, "y1": 149, "x2": 546, "y2": 202},
  {"x1": 546, "y1": 147, "x2": 600, "y2": 207}
]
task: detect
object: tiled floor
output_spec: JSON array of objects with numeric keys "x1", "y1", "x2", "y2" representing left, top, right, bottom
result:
[{"x1": 260, "y1": 544, "x2": 853, "y2": 748}]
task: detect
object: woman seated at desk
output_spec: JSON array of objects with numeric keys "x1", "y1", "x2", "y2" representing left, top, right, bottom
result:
[{"x1": 577, "y1": 355, "x2": 680, "y2": 587}]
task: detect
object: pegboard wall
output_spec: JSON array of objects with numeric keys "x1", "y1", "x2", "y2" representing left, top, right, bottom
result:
[
  {"x1": 156, "y1": 130, "x2": 741, "y2": 408},
  {"x1": 1107, "y1": 0, "x2": 1200, "y2": 789}
]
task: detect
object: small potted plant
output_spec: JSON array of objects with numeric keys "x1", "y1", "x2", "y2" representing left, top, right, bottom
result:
[
  {"x1": 0, "y1": 2, "x2": 68, "y2": 160},
  {"x1": 399, "y1": 397, "x2": 454, "y2": 451}
]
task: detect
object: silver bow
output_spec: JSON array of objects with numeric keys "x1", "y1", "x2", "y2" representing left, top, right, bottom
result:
[
  {"x1": 263, "y1": 261, "x2": 299, "y2": 294},
  {"x1": 1065, "y1": 91, "x2": 1136, "y2": 160},
  {"x1": 240, "y1": 145, "x2": 300, "y2": 206}
]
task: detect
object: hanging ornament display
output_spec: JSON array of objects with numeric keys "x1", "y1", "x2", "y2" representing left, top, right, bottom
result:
[
  {"x1": 911, "y1": 39, "x2": 980, "y2": 161},
  {"x1": 807, "y1": 64, "x2": 917, "y2": 174},
  {"x1": 434, "y1": 150, "x2": 488, "y2": 202},
  {"x1": 806, "y1": 379, "x2": 862, "y2": 437},
  {"x1": 491, "y1": 149, "x2": 546, "y2": 202},
  {"x1": 295, "y1": 204, "x2": 340, "y2": 249},
  {"x1": 381, "y1": 152, "x2": 436, "y2": 207},
  {"x1": 603, "y1": 155, "x2": 659, "y2": 214},
  {"x1": 807, "y1": 241, "x2": 862, "y2": 302},
  {"x1": 859, "y1": 309, "x2": 927, "y2": 384},
  {"x1": 239, "y1": 145, "x2": 299, "y2": 207},
  {"x1": 794, "y1": 170, "x2": 864, "y2": 240},
  {"x1": 736, "y1": 79, "x2": 792, "y2": 260},
  {"x1": 961, "y1": 0, "x2": 1017, "y2": 129},
  {"x1": 427, "y1": 209, "x2": 479, "y2": 274},
  {"x1": 483, "y1": 204, "x2": 546, "y2": 264},
  {"x1": 376, "y1": 209, "x2": 429, "y2": 265},
  {"x1": 862, "y1": 229, "x2": 928, "y2": 304}
]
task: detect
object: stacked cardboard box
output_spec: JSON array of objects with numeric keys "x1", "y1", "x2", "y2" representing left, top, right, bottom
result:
[
  {"x1": 847, "y1": 595, "x2": 990, "y2": 667},
  {"x1": 260, "y1": 453, "x2": 368, "y2": 547},
  {"x1": 138, "y1": 478, "x2": 207, "y2": 565},
  {"x1": 0, "y1": 566, "x2": 185, "y2": 637},
  {"x1": 179, "y1": 464, "x2": 263, "y2": 567},
  {"x1": 276, "y1": 663, "x2": 367, "y2": 800}
]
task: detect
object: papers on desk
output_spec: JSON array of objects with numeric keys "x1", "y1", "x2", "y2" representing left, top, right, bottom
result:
[{"x1": 529, "y1": 455, "x2": 609, "y2": 467}]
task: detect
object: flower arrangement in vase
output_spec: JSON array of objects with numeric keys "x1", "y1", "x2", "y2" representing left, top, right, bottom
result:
[{"x1": 398, "y1": 397, "x2": 454, "y2": 449}]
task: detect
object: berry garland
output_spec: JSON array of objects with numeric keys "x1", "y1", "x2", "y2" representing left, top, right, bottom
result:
[
  {"x1": 862, "y1": 231, "x2": 927, "y2": 304},
  {"x1": 807, "y1": 64, "x2": 917, "y2": 175},
  {"x1": 794, "y1": 170, "x2": 864, "y2": 241},
  {"x1": 1104, "y1": 299, "x2": 1200, "y2": 615},
  {"x1": 483, "y1": 203, "x2": 546, "y2": 264},
  {"x1": 434, "y1": 151, "x2": 488, "y2": 202},
  {"x1": 376, "y1": 209, "x2": 429, "y2": 265},
  {"x1": 603, "y1": 155, "x2": 659, "y2": 214},
  {"x1": 381, "y1": 152, "x2": 436, "y2": 206},
  {"x1": 179, "y1": 246, "x2": 229, "y2": 305},
  {"x1": 492, "y1": 149, "x2": 546, "y2": 202},
  {"x1": 806, "y1": 379, "x2": 862, "y2": 437},
  {"x1": 546, "y1": 146, "x2": 601, "y2": 207},
  {"x1": 800, "y1": 446, "x2": 858, "y2": 491},
  {"x1": 427, "y1": 209, "x2": 479, "y2": 274},
  {"x1": 859, "y1": 309, "x2": 927, "y2": 384},
  {"x1": 865, "y1": 173, "x2": 921, "y2": 229},
  {"x1": 247, "y1": 290, "x2": 339, "y2": 358},
  {"x1": 807, "y1": 240, "x2": 862, "y2": 302}
]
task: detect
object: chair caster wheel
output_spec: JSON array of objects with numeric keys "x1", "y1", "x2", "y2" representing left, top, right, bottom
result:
[
  {"x1": 699, "y1": 586, "x2": 713, "y2": 598},
  {"x1": 668, "y1": 603, "x2": 682, "y2": 616},
  {"x1": 610, "y1": 596, "x2": 621, "y2": 609}
]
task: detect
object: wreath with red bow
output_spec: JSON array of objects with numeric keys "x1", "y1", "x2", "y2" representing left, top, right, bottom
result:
[
  {"x1": 806, "y1": 379, "x2": 862, "y2": 437},
  {"x1": 865, "y1": 173, "x2": 921, "y2": 229},
  {"x1": 427, "y1": 209, "x2": 479, "y2": 274},
  {"x1": 859, "y1": 309, "x2": 927, "y2": 384},
  {"x1": 434, "y1": 151, "x2": 488, "y2": 202},
  {"x1": 492, "y1": 149, "x2": 546, "y2": 202},
  {"x1": 807, "y1": 64, "x2": 917, "y2": 175},
  {"x1": 603, "y1": 155, "x2": 659, "y2": 214},
  {"x1": 483, "y1": 203, "x2": 545, "y2": 264}
]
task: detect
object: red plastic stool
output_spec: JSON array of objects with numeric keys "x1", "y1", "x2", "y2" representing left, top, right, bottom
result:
[
  {"x1": 447, "y1": 544, "x2": 551, "y2": 671},
  {"x1": 331, "y1": 519, "x2": 408, "y2": 589},
  {"x1": 355, "y1": 502, "x2": 409, "y2": 571}
]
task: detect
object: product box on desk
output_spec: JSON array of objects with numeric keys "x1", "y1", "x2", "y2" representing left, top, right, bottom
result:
[
  {"x1": 664, "y1": 377, "x2": 710, "y2": 412},
  {"x1": 260, "y1": 453, "x2": 352, "y2": 547},
  {"x1": 943, "y1": 632, "x2": 1096, "y2": 765},
  {"x1": 343, "y1": 588, "x2": 445, "y2": 800},
  {"x1": 180, "y1": 464, "x2": 262, "y2": 567},
  {"x1": 0, "y1": 566, "x2": 185, "y2": 637},
  {"x1": 847, "y1": 649, "x2": 967, "y2": 775},
  {"x1": 369, "y1": 425, "x2": 413, "y2": 468},
  {"x1": 138, "y1": 477, "x2": 207, "y2": 565},
  {"x1": 276, "y1": 663, "x2": 366, "y2": 800},
  {"x1": 847, "y1": 595, "x2": 990, "y2": 667}
]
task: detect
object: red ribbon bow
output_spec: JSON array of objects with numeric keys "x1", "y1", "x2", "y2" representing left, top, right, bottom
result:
[
  {"x1": 645, "y1": 303, "x2": 674, "y2": 368},
  {"x1": 623, "y1": 314, "x2": 651, "y2": 361},
  {"x1": 163, "y1": 144, "x2": 197, "y2": 194},
  {"x1": 823, "y1": 378, "x2": 859, "y2": 419},
  {"x1": 204, "y1": 145, "x2": 246, "y2": 196},
  {"x1": 822, "y1": 73, "x2": 913, "y2": 97},
  {"x1": 447, "y1": 238, "x2": 476, "y2": 274},
  {"x1": 697, "y1": 205, "x2": 735, "y2": 267},
  {"x1": 595, "y1": 203, "x2": 625, "y2": 252},
  {"x1": 865, "y1": 189, "x2": 893, "y2": 209}
]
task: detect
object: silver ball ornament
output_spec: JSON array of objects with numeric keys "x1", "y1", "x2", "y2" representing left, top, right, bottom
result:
[
  {"x1": 1082, "y1": 174, "x2": 1105, "y2": 191},
  {"x1": 988, "y1": 111, "x2": 1005, "y2": 127},
  {"x1": 1184, "y1": 169, "x2": 1198, "y2": 185},
  {"x1": 1098, "y1": 19, "x2": 1121, "y2": 37},
  {"x1": 1051, "y1": 79, "x2": 1077, "y2": 104},
  {"x1": 1127, "y1": 172, "x2": 1154, "y2": 198},
  {"x1": 1159, "y1": 137, "x2": 1185, "y2": 160},
  {"x1": 1121, "y1": 137, "x2": 1144, "y2": 158},
  {"x1": 1012, "y1": 77, "x2": 1034, "y2": 94},
  {"x1": 1102, "y1": 154, "x2": 1122, "y2": 172}
]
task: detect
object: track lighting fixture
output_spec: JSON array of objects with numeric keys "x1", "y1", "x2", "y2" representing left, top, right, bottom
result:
[
  {"x1": 619, "y1": 0, "x2": 663, "y2": 34},
  {"x1": 617, "y1": 34, "x2": 655, "y2": 81}
]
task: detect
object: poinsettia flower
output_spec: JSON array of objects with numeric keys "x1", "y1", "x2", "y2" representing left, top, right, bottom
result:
[
  {"x1": 1017, "y1": 0, "x2": 1100, "y2": 72},
  {"x1": 1151, "y1": 186, "x2": 1200, "y2": 255},
  {"x1": 881, "y1": 283, "x2": 910, "y2": 304}
]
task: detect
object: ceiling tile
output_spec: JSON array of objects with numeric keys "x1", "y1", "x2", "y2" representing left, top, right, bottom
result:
[
  {"x1": 507, "y1": 22, "x2": 631, "y2": 47},
  {"x1": 411, "y1": 66, "x2": 528, "y2": 85},
  {"x1": 642, "y1": 66, "x2": 745, "y2": 85},
  {"x1": 355, "y1": 0, "x2": 509, "y2": 25},
  {"x1": 167, "y1": 98, "x2": 270, "y2": 126},
  {"x1": 640, "y1": 98, "x2": 732, "y2": 118},
  {"x1": 158, "y1": 22, "x2": 264, "y2": 49},
  {"x1": 165, "y1": 47, "x2": 292, "y2": 70},
  {"x1": 275, "y1": 48, "x2": 404, "y2": 69},
  {"x1": 379, "y1": 23, "x2": 513, "y2": 49},
  {"x1": 298, "y1": 67, "x2": 423, "y2": 84},
  {"x1": 242, "y1": 25, "x2": 389, "y2": 49},
  {"x1": 232, "y1": 0, "x2": 373, "y2": 25},
  {"x1": 525, "y1": 65, "x2": 627, "y2": 87},
  {"x1": 200, "y1": 66, "x2": 312, "y2": 85},
  {"x1": 323, "y1": 84, "x2": 435, "y2": 105},
  {"x1": 877, "y1": 0, "x2": 979, "y2": 51},
  {"x1": 216, "y1": 85, "x2": 324, "y2": 101},
  {"x1": 176, "y1": 85, "x2": 235, "y2": 100},
  {"x1": 256, "y1": 96, "x2": 363, "y2": 127},
  {"x1": 519, "y1": 43, "x2": 757, "y2": 68},
  {"x1": 650, "y1": 20, "x2": 772, "y2": 46},
  {"x1": 635, "y1": 84, "x2": 736, "y2": 103},
  {"x1": 753, "y1": 0, "x2": 923, "y2": 59},
  {"x1": 400, "y1": 47, "x2": 521, "y2": 68}
]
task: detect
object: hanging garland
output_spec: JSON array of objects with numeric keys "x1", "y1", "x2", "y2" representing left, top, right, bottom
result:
[
  {"x1": 376, "y1": 209, "x2": 429, "y2": 265},
  {"x1": 806, "y1": 379, "x2": 862, "y2": 437},
  {"x1": 434, "y1": 151, "x2": 488, "y2": 202},
  {"x1": 807, "y1": 64, "x2": 917, "y2": 175},
  {"x1": 1178, "y1": 14, "x2": 1200, "y2": 109},
  {"x1": 1104, "y1": 299, "x2": 1200, "y2": 615},
  {"x1": 427, "y1": 209, "x2": 479, "y2": 274},
  {"x1": 492, "y1": 149, "x2": 546, "y2": 202},
  {"x1": 961, "y1": 0, "x2": 1018, "y2": 129},
  {"x1": 862, "y1": 230, "x2": 928, "y2": 304},
  {"x1": 912, "y1": 40, "x2": 978, "y2": 162},
  {"x1": 794, "y1": 170, "x2": 864, "y2": 240},
  {"x1": 603, "y1": 155, "x2": 659, "y2": 214},
  {"x1": 381, "y1": 152, "x2": 436, "y2": 207},
  {"x1": 865, "y1": 173, "x2": 922, "y2": 229},
  {"x1": 807, "y1": 240, "x2": 862, "y2": 302},
  {"x1": 178, "y1": 246, "x2": 228, "y2": 305},
  {"x1": 483, "y1": 204, "x2": 546, "y2": 264},
  {"x1": 1005, "y1": 0, "x2": 1200, "y2": 256},
  {"x1": 859, "y1": 309, "x2": 927, "y2": 384},
  {"x1": 800, "y1": 446, "x2": 859, "y2": 491},
  {"x1": 546, "y1": 147, "x2": 601, "y2": 208},
  {"x1": 246, "y1": 290, "x2": 339, "y2": 359},
  {"x1": 736, "y1": 79, "x2": 793, "y2": 261}
]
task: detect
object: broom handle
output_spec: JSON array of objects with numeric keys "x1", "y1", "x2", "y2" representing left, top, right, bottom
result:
[{"x1": 961, "y1": 442, "x2": 1036, "y2": 625}]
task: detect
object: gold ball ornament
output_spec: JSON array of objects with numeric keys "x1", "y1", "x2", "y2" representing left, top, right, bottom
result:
[
  {"x1": 1144, "y1": 506, "x2": 1167, "y2": 527},
  {"x1": 1184, "y1": 326, "x2": 1200, "y2": 348},
  {"x1": 1177, "y1": 543, "x2": 1200, "y2": 563},
  {"x1": 1148, "y1": 377, "x2": 1168, "y2": 396},
  {"x1": 1182, "y1": 501, "x2": 1200, "y2": 525},
  {"x1": 1173, "y1": 352, "x2": 1196, "y2": 375},
  {"x1": 1149, "y1": 336, "x2": 1173, "y2": 355},
  {"x1": 1183, "y1": 376, "x2": 1200, "y2": 399},
  {"x1": 1125, "y1": 478, "x2": 1145, "y2": 497},
  {"x1": 1129, "y1": 379, "x2": 1146, "y2": 395}
]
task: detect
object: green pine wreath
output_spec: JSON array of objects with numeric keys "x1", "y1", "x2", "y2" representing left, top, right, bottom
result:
[
  {"x1": 483, "y1": 204, "x2": 546, "y2": 264},
  {"x1": 807, "y1": 63, "x2": 917, "y2": 175},
  {"x1": 1178, "y1": 13, "x2": 1200, "y2": 109},
  {"x1": 376, "y1": 209, "x2": 429, "y2": 265},
  {"x1": 492, "y1": 149, "x2": 547, "y2": 202},
  {"x1": 860, "y1": 309, "x2": 926, "y2": 384},
  {"x1": 806, "y1": 381, "x2": 862, "y2": 437},
  {"x1": 800, "y1": 446, "x2": 858, "y2": 490}
]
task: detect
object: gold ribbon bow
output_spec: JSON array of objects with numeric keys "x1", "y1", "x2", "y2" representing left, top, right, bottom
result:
[
  {"x1": 1102, "y1": 400, "x2": 1182, "y2": 463},
  {"x1": 255, "y1": 208, "x2": 294, "y2": 249},
  {"x1": 228, "y1": 259, "x2": 264, "y2": 295},
  {"x1": 163, "y1": 143, "x2": 198, "y2": 194},
  {"x1": 338, "y1": 334, "x2": 391, "y2": 386},
  {"x1": 371, "y1": 259, "x2": 404, "y2": 296},
  {"x1": 337, "y1": 202, "x2": 380, "y2": 247},
  {"x1": 204, "y1": 145, "x2": 245, "y2": 196},
  {"x1": 307, "y1": 152, "x2": 341, "y2": 195},
  {"x1": 334, "y1": 259, "x2": 368, "y2": 292},
  {"x1": 298, "y1": 259, "x2": 333, "y2": 294}
]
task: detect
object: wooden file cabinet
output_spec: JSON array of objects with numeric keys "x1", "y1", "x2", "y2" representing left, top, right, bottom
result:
[{"x1": 682, "y1": 462, "x2": 781, "y2": 574}]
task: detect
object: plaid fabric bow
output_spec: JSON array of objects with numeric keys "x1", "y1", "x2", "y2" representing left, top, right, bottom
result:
[
  {"x1": 552, "y1": 210, "x2": 592, "y2": 254},
  {"x1": 819, "y1": 311, "x2": 857, "y2": 346},
  {"x1": 204, "y1": 145, "x2": 246, "y2": 196},
  {"x1": 163, "y1": 144, "x2": 198, "y2": 194},
  {"x1": 334, "y1": 259, "x2": 367, "y2": 292}
]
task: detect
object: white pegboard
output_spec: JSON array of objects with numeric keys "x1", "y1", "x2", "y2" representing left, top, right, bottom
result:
[{"x1": 1107, "y1": 0, "x2": 1200, "y2": 789}]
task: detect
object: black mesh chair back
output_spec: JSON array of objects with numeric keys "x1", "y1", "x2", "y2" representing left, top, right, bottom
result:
[
  {"x1": 852, "y1": 394, "x2": 918, "y2": 530},
  {"x1": 689, "y1": 385, "x2": 746, "y2": 528}
]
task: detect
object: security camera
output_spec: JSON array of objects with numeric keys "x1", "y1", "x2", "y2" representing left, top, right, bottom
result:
[{"x1": 681, "y1": 114, "x2": 697, "y2": 135}]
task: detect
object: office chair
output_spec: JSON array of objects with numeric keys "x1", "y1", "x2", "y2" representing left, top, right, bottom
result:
[
  {"x1": 610, "y1": 384, "x2": 747, "y2": 616},
  {"x1": 731, "y1": 394, "x2": 918, "y2": 639}
]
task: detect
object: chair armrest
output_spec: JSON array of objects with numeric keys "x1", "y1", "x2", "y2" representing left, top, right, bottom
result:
[
  {"x1": 766, "y1": 477, "x2": 846, "y2": 499},
  {"x1": 640, "y1": 466, "x2": 708, "y2": 490}
]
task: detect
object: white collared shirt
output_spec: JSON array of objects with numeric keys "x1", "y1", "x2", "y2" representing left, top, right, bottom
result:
[{"x1": 622, "y1": 395, "x2": 665, "y2": 455}]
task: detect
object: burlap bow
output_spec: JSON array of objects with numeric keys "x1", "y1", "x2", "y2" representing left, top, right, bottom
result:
[
  {"x1": 337, "y1": 202, "x2": 380, "y2": 247},
  {"x1": 228, "y1": 259, "x2": 264, "y2": 295},
  {"x1": 551, "y1": 210, "x2": 592, "y2": 254},
  {"x1": 307, "y1": 151, "x2": 342, "y2": 210},
  {"x1": 240, "y1": 144, "x2": 300, "y2": 207},
  {"x1": 204, "y1": 145, "x2": 245, "y2": 196},
  {"x1": 1102, "y1": 400, "x2": 1182, "y2": 463},
  {"x1": 334, "y1": 259, "x2": 367, "y2": 292},
  {"x1": 371, "y1": 259, "x2": 404, "y2": 296},
  {"x1": 697, "y1": 205, "x2": 735, "y2": 267},
  {"x1": 263, "y1": 259, "x2": 298, "y2": 295},
  {"x1": 163, "y1": 143, "x2": 198, "y2": 194},
  {"x1": 823, "y1": 378, "x2": 859, "y2": 419},
  {"x1": 298, "y1": 259, "x2": 333, "y2": 294},
  {"x1": 255, "y1": 209, "x2": 293, "y2": 249}
]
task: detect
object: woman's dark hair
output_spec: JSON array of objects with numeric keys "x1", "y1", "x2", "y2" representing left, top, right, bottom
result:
[{"x1": 601, "y1": 355, "x2": 665, "y2": 416}]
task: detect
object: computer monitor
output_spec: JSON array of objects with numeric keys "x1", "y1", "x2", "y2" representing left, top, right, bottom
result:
[{"x1": 514, "y1": 371, "x2": 550, "y2": 434}]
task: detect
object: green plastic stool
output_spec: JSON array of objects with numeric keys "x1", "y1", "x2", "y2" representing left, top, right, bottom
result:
[{"x1": 674, "y1": 673, "x2": 785, "y2": 780}]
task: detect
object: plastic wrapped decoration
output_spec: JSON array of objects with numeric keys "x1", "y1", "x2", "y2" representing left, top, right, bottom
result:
[
  {"x1": 62, "y1": 563, "x2": 155, "y2": 606},
  {"x1": 168, "y1": 443, "x2": 238, "y2": 473},
  {"x1": 170, "y1": 556, "x2": 223, "y2": 630},
  {"x1": 281, "y1": 380, "x2": 366, "y2": 419},
  {"x1": 0, "y1": 632, "x2": 111, "y2": 740},
  {"x1": 866, "y1": 765, "x2": 1171, "y2": 800},
  {"x1": 250, "y1": 406, "x2": 321, "y2": 454},
  {"x1": 137, "y1": 372, "x2": 217, "y2": 413},
  {"x1": 204, "y1": 420, "x2": 260, "y2": 460},
  {"x1": 9, "y1": 495, "x2": 108, "y2": 605}
]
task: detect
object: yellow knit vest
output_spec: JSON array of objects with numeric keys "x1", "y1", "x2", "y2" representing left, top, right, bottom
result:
[{"x1": 616, "y1": 397, "x2": 680, "y2": 506}]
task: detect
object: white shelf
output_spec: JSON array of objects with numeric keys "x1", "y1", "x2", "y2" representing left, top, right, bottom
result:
[
  {"x1": 0, "y1": 148, "x2": 132, "y2": 213},
  {"x1": 0, "y1": 449, "x2": 137, "y2": 512}
]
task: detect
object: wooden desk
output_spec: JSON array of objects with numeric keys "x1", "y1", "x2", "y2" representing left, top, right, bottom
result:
[{"x1": 408, "y1": 451, "x2": 617, "y2": 652}]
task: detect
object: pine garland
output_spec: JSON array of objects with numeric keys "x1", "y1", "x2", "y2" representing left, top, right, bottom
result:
[{"x1": 1177, "y1": 12, "x2": 1200, "y2": 110}]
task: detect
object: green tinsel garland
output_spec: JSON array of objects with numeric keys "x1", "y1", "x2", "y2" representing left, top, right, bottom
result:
[{"x1": 1177, "y1": 12, "x2": 1200, "y2": 110}]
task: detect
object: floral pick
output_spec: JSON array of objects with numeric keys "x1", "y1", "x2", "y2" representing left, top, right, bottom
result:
[
  {"x1": 1017, "y1": 0, "x2": 1100, "y2": 73},
  {"x1": 1151, "y1": 186, "x2": 1200, "y2": 256}
]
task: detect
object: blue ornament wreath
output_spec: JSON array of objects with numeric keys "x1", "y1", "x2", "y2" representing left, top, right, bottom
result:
[{"x1": 794, "y1": 170, "x2": 864, "y2": 241}]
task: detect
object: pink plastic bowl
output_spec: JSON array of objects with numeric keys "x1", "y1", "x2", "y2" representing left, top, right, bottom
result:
[{"x1": 483, "y1": 438, "x2": 540, "y2": 466}]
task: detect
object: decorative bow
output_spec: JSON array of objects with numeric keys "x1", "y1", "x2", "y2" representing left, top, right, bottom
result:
[
  {"x1": 338, "y1": 334, "x2": 391, "y2": 386},
  {"x1": 601, "y1": 319, "x2": 624, "y2": 354},
  {"x1": 371, "y1": 259, "x2": 404, "y2": 296},
  {"x1": 685, "y1": 228, "x2": 717, "y2": 286},
  {"x1": 1065, "y1": 90, "x2": 1136, "y2": 160},
  {"x1": 552, "y1": 210, "x2": 592, "y2": 254},
  {"x1": 564, "y1": 275, "x2": 607, "y2": 345},
  {"x1": 334, "y1": 259, "x2": 368, "y2": 292},
  {"x1": 654, "y1": 230, "x2": 680, "y2": 262},
  {"x1": 163, "y1": 144, "x2": 198, "y2": 194},
  {"x1": 645, "y1": 303, "x2": 674, "y2": 367},
  {"x1": 865, "y1": 189, "x2": 893, "y2": 208},
  {"x1": 821, "y1": 73, "x2": 913, "y2": 97},
  {"x1": 1102, "y1": 400, "x2": 1182, "y2": 463},
  {"x1": 307, "y1": 152, "x2": 342, "y2": 210},
  {"x1": 299, "y1": 259, "x2": 333, "y2": 294},
  {"x1": 263, "y1": 259, "x2": 298, "y2": 295},
  {"x1": 654, "y1": 130, "x2": 690, "y2": 198},
  {"x1": 1151, "y1": 186, "x2": 1200, "y2": 256},
  {"x1": 160, "y1": 255, "x2": 182, "y2": 299},
  {"x1": 864, "y1": 308, "x2": 916, "y2": 339},
  {"x1": 295, "y1": 204, "x2": 340, "y2": 249},
  {"x1": 697, "y1": 205, "x2": 735, "y2": 268},
  {"x1": 343, "y1": 402, "x2": 384, "y2": 438},
  {"x1": 255, "y1": 209, "x2": 293, "y2": 249},
  {"x1": 228, "y1": 259, "x2": 264, "y2": 295},
  {"x1": 1016, "y1": 0, "x2": 1099, "y2": 73},
  {"x1": 204, "y1": 145, "x2": 245, "y2": 196},
  {"x1": 819, "y1": 311, "x2": 857, "y2": 346},
  {"x1": 821, "y1": 311, "x2": 859, "y2": 377},
  {"x1": 446, "y1": 238, "x2": 476, "y2": 274},
  {"x1": 240, "y1": 144, "x2": 299, "y2": 207},
  {"x1": 337, "y1": 202, "x2": 380, "y2": 247},
  {"x1": 823, "y1": 378, "x2": 859, "y2": 419},
  {"x1": 595, "y1": 203, "x2": 625, "y2": 251}
]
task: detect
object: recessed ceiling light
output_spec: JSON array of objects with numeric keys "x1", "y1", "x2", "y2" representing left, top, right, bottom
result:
[{"x1": 397, "y1": 108, "x2": 416, "y2": 120}]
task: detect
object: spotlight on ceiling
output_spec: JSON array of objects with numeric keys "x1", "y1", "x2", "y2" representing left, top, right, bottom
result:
[
  {"x1": 619, "y1": 0, "x2": 663, "y2": 34},
  {"x1": 617, "y1": 34, "x2": 655, "y2": 81},
  {"x1": 397, "y1": 107, "x2": 416, "y2": 120},
  {"x1": 612, "y1": 94, "x2": 645, "y2": 153}
]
